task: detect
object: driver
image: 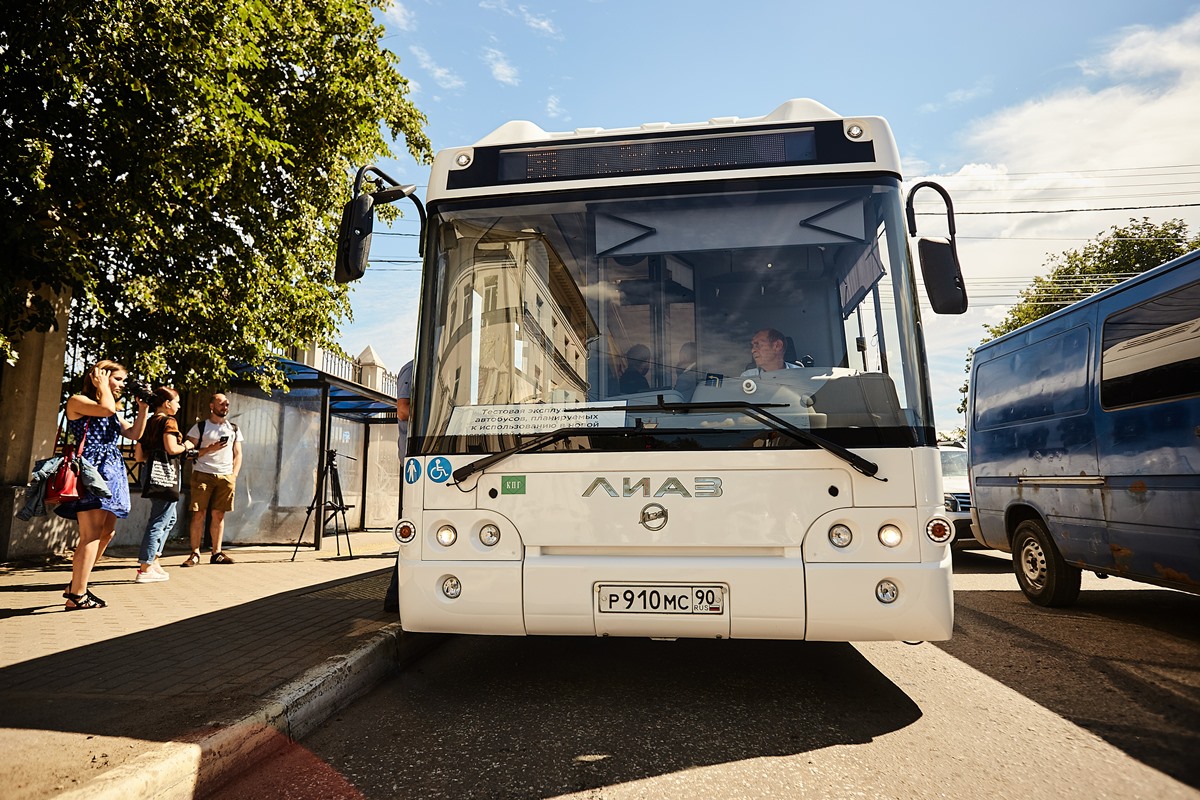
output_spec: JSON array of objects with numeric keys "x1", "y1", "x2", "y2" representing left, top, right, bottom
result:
[{"x1": 741, "y1": 328, "x2": 801, "y2": 376}]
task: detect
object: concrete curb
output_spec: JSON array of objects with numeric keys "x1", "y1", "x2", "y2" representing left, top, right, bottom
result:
[{"x1": 53, "y1": 624, "x2": 447, "y2": 800}]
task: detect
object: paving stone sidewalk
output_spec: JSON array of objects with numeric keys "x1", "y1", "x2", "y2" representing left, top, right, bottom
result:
[{"x1": 0, "y1": 532, "x2": 410, "y2": 800}]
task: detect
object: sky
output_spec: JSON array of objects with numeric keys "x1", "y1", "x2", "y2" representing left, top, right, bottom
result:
[{"x1": 337, "y1": 0, "x2": 1200, "y2": 433}]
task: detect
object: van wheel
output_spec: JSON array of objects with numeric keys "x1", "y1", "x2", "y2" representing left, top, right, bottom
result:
[{"x1": 1012, "y1": 518, "x2": 1081, "y2": 607}]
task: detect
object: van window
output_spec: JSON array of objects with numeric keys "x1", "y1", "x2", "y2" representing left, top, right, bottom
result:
[
  {"x1": 1101, "y1": 281, "x2": 1200, "y2": 409},
  {"x1": 973, "y1": 326, "x2": 1090, "y2": 430}
]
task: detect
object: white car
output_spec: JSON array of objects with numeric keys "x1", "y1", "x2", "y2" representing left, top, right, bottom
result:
[{"x1": 939, "y1": 443, "x2": 980, "y2": 548}]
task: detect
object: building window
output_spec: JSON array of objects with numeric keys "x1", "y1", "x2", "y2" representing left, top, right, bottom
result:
[{"x1": 484, "y1": 276, "x2": 499, "y2": 314}]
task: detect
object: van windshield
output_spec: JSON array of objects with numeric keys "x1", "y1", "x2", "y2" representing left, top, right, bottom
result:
[
  {"x1": 412, "y1": 177, "x2": 935, "y2": 454},
  {"x1": 940, "y1": 448, "x2": 968, "y2": 478}
]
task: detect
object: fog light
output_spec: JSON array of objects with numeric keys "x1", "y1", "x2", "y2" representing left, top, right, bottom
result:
[
  {"x1": 926, "y1": 518, "x2": 953, "y2": 544},
  {"x1": 876, "y1": 579, "x2": 899, "y2": 604},
  {"x1": 393, "y1": 520, "x2": 416, "y2": 544},
  {"x1": 479, "y1": 524, "x2": 501, "y2": 547},
  {"x1": 436, "y1": 525, "x2": 458, "y2": 547},
  {"x1": 878, "y1": 524, "x2": 903, "y2": 548},
  {"x1": 441, "y1": 576, "x2": 462, "y2": 599},
  {"x1": 828, "y1": 524, "x2": 853, "y2": 548}
]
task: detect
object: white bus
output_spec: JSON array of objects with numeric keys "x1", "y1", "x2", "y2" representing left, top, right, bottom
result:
[{"x1": 338, "y1": 99, "x2": 968, "y2": 641}]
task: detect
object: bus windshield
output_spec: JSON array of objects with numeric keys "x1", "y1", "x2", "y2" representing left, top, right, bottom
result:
[{"x1": 413, "y1": 177, "x2": 933, "y2": 453}]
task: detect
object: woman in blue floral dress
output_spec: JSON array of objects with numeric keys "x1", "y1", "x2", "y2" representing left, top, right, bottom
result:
[{"x1": 59, "y1": 360, "x2": 148, "y2": 610}]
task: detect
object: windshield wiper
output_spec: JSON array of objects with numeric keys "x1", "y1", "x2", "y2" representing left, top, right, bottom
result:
[
  {"x1": 450, "y1": 397, "x2": 883, "y2": 483},
  {"x1": 450, "y1": 425, "x2": 630, "y2": 483},
  {"x1": 567, "y1": 396, "x2": 884, "y2": 481}
]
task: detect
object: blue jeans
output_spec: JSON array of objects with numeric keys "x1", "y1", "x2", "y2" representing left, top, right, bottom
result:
[{"x1": 139, "y1": 497, "x2": 178, "y2": 564}]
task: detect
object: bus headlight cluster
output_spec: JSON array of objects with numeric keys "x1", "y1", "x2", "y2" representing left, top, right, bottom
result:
[
  {"x1": 828, "y1": 524, "x2": 853, "y2": 548},
  {"x1": 436, "y1": 525, "x2": 458, "y2": 547},
  {"x1": 926, "y1": 518, "x2": 953, "y2": 544},
  {"x1": 479, "y1": 524, "x2": 501, "y2": 547},
  {"x1": 441, "y1": 576, "x2": 461, "y2": 598},
  {"x1": 878, "y1": 525, "x2": 903, "y2": 548},
  {"x1": 393, "y1": 520, "x2": 416, "y2": 544}
]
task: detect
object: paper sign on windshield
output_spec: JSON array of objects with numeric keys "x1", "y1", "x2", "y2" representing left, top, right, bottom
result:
[{"x1": 446, "y1": 403, "x2": 627, "y2": 436}]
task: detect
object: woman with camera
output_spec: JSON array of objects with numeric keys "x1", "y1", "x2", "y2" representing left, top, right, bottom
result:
[
  {"x1": 59, "y1": 360, "x2": 149, "y2": 610},
  {"x1": 134, "y1": 386, "x2": 196, "y2": 583}
]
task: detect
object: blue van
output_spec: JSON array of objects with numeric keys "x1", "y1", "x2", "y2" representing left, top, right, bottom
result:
[{"x1": 968, "y1": 248, "x2": 1200, "y2": 606}]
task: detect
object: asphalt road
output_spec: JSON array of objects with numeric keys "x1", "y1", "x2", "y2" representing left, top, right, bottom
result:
[{"x1": 213, "y1": 550, "x2": 1200, "y2": 800}]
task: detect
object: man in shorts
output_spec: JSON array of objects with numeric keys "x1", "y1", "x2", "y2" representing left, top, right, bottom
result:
[{"x1": 182, "y1": 392, "x2": 244, "y2": 566}]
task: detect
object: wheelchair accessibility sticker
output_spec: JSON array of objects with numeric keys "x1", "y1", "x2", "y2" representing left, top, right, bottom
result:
[
  {"x1": 427, "y1": 457, "x2": 453, "y2": 484},
  {"x1": 404, "y1": 459, "x2": 421, "y2": 484}
]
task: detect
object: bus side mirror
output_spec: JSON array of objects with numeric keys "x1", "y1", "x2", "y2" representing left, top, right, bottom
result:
[
  {"x1": 906, "y1": 181, "x2": 968, "y2": 315},
  {"x1": 334, "y1": 193, "x2": 375, "y2": 284},
  {"x1": 918, "y1": 238, "x2": 968, "y2": 315}
]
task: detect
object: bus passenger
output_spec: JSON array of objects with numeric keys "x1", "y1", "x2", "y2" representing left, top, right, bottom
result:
[
  {"x1": 674, "y1": 342, "x2": 700, "y2": 397},
  {"x1": 620, "y1": 344, "x2": 652, "y2": 393}
]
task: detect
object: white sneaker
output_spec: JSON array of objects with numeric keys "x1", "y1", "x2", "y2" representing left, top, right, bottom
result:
[{"x1": 135, "y1": 569, "x2": 169, "y2": 583}]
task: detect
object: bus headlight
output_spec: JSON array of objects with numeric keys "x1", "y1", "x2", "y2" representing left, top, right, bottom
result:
[
  {"x1": 944, "y1": 493, "x2": 959, "y2": 512},
  {"x1": 828, "y1": 524, "x2": 853, "y2": 548},
  {"x1": 878, "y1": 525, "x2": 903, "y2": 548},
  {"x1": 876, "y1": 580, "x2": 899, "y2": 603},
  {"x1": 442, "y1": 576, "x2": 462, "y2": 599},
  {"x1": 479, "y1": 524, "x2": 501, "y2": 547},
  {"x1": 926, "y1": 518, "x2": 953, "y2": 544},
  {"x1": 435, "y1": 525, "x2": 458, "y2": 547},
  {"x1": 393, "y1": 520, "x2": 416, "y2": 544}
]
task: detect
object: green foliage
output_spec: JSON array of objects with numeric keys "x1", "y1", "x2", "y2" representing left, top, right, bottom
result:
[
  {"x1": 983, "y1": 218, "x2": 1199, "y2": 341},
  {"x1": 957, "y1": 218, "x2": 1199, "y2": 414},
  {"x1": 1, "y1": 0, "x2": 432, "y2": 389}
]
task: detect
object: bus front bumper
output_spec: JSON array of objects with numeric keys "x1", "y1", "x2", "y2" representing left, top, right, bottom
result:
[{"x1": 398, "y1": 551, "x2": 954, "y2": 641}]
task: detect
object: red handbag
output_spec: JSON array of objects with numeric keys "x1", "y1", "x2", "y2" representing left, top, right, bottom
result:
[{"x1": 45, "y1": 421, "x2": 87, "y2": 505}]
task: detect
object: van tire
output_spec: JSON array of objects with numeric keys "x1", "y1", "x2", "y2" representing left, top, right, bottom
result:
[{"x1": 1012, "y1": 518, "x2": 1081, "y2": 607}]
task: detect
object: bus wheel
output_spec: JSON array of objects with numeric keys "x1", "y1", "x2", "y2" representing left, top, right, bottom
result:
[{"x1": 1012, "y1": 518, "x2": 1081, "y2": 607}]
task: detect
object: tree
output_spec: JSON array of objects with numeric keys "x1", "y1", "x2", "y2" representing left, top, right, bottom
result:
[
  {"x1": 957, "y1": 218, "x2": 1200, "y2": 413},
  {"x1": 0, "y1": 0, "x2": 433, "y2": 389}
]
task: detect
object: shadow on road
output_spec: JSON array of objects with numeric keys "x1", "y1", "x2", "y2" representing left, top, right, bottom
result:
[
  {"x1": 939, "y1": 582, "x2": 1200, "y2": 788},
  {"x1": 266, "y1": 636, "x2": 922, "y2": 800}
]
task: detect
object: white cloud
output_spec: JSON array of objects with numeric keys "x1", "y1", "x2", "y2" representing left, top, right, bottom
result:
[
  {"x1": 384, "y1": 2, "x2": 416, "y2": 32},
  {"x1": 409, "y1": 45, "x2": 465, "y2": 90},
  {"x1": 479, "y1": 0, "x2": 562, "y2": 38},
  {"x1": 920, "y1": 80, "x2": 993, "y2": 113},
  {"x1": 1081, "y1": 12, "x2": 1200, "y2": 79},
  {"x1": 911, "y1": 10, "x2": 1200, "y2": 429},
  {"x1": 519, "y1": 6, "x2": 561, "y2": 38},
  {"x1": 484, "y1": 48, "x2": 520, "y2": 86},
  {"x1": 545, "y1": 94, "x2": 567, "y2": 120}
]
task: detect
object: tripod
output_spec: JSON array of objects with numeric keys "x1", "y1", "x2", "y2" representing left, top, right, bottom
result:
[{"x1": 291, "y1": 448, "x2": 356, "y2": 560}]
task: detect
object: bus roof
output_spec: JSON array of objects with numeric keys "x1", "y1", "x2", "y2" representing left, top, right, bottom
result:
[
  {"x1": 427, "y1": 99, "x2": 902, "y2": 202},
  {"x1": 472, "y1": 98, "x2": 844, "y2": 147}
]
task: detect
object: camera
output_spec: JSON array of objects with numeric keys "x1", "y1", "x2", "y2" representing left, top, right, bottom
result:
[{"x1": 127, "y1": 378, "x2": 156, "y2": 404}]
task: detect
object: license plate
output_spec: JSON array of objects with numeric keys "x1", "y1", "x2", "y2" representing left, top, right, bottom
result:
[{"x1": 597, "y1": 584, "x2": 725, "y2": 615}]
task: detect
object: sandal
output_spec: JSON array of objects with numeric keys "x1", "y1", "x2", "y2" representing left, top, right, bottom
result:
[
  {"x1": 210, "y1": 551, "x2": 235, "y2": 564},
  {"x1": 181, "y1": 551, "x2": 201, "y2": 568},
  {"x1": 62, "y1": 585, "x2": 105, "y2": 607},
  {"x1": 64, "y1": 592, "x2": 101, "y2": 611}
]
